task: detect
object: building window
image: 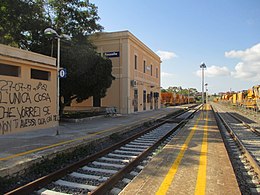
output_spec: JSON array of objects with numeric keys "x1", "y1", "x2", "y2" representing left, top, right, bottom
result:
[
  {"x1": 0, "y1": 64, "x2": 20, "y2": 77},
  {"x1": 134, "y1": 89, "x2": 138, "y2": 112},
  {"x1": 156, "y1": 67, "x2": 158, "y2": 78},
  {"x1": 147, "y1": 93, "x2": 151, "y2": 103},
  {"x1": 31, "y1": 69, "x2": 50, "y2": 81},
  {"x1": 150, "y1": 65, "x2": 153, "y2": 76},
  {"x1": 143, "y1": 60, "x2": 146, "y2": 73},
  {"x1": 134, "y1": 55, "x2": 137, "y2": 70},
  {"x1": 143, "y1": 90, "x2": 146, "y2": 110}
]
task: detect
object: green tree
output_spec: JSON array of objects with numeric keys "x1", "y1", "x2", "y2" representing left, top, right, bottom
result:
[
  {"x1": 161, "y1": 88, "x2": 167, "y2": 93},
  {"x1": 59, "y1": 37, "x2": 115, "y2": 115},
  {"x1": 0, "y1": 0, "x2": 48, "y2": 48},
  {"x1": 0, "y1": 0, "x2": 115, "y2": 116},
  {"x1": 163, "y1": 86, "x2": 198, "y2": 97},
  {"x1": 0, "y1": 0, "x2": 103, "y2": 49},
  {"x1": 44, "y1": 0, "x2": 103, "y2": 36}
]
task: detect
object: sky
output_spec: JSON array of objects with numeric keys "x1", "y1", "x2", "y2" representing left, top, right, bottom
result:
[{"x1": 91, "y1": 0, "x2": 260, "y2": 94}]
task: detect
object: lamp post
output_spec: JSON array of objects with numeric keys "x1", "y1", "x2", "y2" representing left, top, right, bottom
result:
[
  {"x1": 188, "y1": 88, "x2": 190, "y2": 104},
  {"x1": 205, "y1": 83, "x2": 208, "y2": 105},
  {"x1": 44, "y1": 28, "x2": 71, "y2": 119},
  {"x1": 200, "y1": 62, "x2": 206, "y2": 109}
]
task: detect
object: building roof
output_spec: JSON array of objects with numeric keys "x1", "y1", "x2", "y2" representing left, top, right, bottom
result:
[{"x1": 90, "y1": 30, "x2": 161, "y2": 62}]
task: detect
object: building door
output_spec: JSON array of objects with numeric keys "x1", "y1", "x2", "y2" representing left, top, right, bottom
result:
[
  {"x1": 134, "y1": 89, "x2": 138, "y2": 112},
  {"x1": 154, "y1": 92, "x2": 158, "y2": 109},
  {"x1": 143, "y1": 90, "x2": 146, "y2": 111},
  {"x1": 150, "y1": 91, "x2": 153, "y2": 110},
  {"x1": 93, "y1": 96, "x2": 101, "y2": 107}
]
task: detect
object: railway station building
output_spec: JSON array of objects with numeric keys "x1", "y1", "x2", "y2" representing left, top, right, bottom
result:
[
  {"x1": 70, "y1": 31, "x2": 161, "y2": 114},
  {"x1": 0, "y1": 44, "x2": 58, "y2": 135}
]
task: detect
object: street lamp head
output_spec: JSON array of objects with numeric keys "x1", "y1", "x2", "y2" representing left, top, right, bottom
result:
[
  {"x1": 200, "y1": 62, "x2": 206, "y2": 68},
  {"x1": 44, "y1": 28, "x2": 71, "y2": 40},
  {"x1": 44, "y1": 28, "x2": 59, "y2": 38}
]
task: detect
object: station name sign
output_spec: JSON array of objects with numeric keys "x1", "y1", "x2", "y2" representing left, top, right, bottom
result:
[{"x1": 103, "y1": 51, "x2": 120, "y2": 58}]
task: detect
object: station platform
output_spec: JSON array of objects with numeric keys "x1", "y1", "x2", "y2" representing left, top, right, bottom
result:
[
  {"x1": 120, "y1": 105, "x2": 240, "y2": 195},
  {"x1": 0, "y1": 106, "x2": 186, "y2": 178}
]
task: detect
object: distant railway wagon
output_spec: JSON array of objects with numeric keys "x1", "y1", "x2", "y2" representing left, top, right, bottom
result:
[
  {"x1": 221, "y1": 92, "x2": 233, "y2": 101},
  {"x1": 188, "y1": 96, "x2": 195, "y2": 104},
  {"x1": 237, "y1": 91, "x2": 246, "y2": 106},
  {"x1": 220, "y1": 85, "x2": 260, "y2": 111},
  {"x1": 232, "y1": 93, "x2": 237, "y2": 105},
  {"x1": 161, "y1": 92, "x2": 195, "y2": 106},
  {"x1": 213, "y1": 97, "x2": 219, "y2": 102},
  {"x1": 161, "y1": 92, "x2": 174, "y2": 105},
  {"x1": 253, "y1": 85, "x2": 260, "y2": 110}
]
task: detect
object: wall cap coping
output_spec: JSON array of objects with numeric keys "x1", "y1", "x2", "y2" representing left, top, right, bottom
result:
[{"x1": 0, "y1": 44, "x2": 56, "y2": 66}]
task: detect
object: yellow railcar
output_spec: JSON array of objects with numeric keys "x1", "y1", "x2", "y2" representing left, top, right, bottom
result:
[
  {"x1": 220, "y1": 85, "x2": 259, "y2": 111},
  {"x1": 252, "y1": 85, "x2": 260, "y2": 111},
  {"x1": 232, "y1": 93, "x2": 237, "y2": 105},
  {"x1": 244, "y1": 89, "x2": 257, "y2": 109}
]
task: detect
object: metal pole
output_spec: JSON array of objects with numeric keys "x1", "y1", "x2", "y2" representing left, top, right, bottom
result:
[
  {"x1": 200, "y1": 62, "x2": 206, "y2": 112},
  {"x1": 188, "y1": 88, "x2": 190, "y2": 104},
  {"x1": 202, "y1": 67, "x2": 204, "y2": 107},
  {"x1": 44, "y1": 28, "x2": 70, "y2": 134},
  {"x1": 57, "y1": 38, "x2": 60, "y2": 118},
  {"x1": 206, "y1": 84, "x2": 208, "y2": 105}
]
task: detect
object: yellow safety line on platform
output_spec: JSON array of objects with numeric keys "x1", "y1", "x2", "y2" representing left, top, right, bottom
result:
[
  {"x1": 195, "y1": 110, "x2": 208, "y2": 195},
  {"x1": 0, "y1": 113, "x2": 163, "y2": 161},
  {"x1": 156, "y1": 112, "x2": 203, "y2": 195},
  {"x1": 0, "y1": 126, "x2": 118, "y2": 161}
]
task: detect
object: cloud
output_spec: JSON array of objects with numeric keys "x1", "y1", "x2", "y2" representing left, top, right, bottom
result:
[
  {"x1": 196, "y1": 65, "x2": 230, "y2": 77},
  {"x1": 161, "y1": 72, "x2": 176, "y2": 89},
  {"x1": 225, "y1": 43, "x2": 260, "y2": 81},
  {"x1": 156, "y1": 50, "x2": 178, "y2": 61},
  {"x1": 161, "y1": 72, "x2": 175, "y2": 78}
]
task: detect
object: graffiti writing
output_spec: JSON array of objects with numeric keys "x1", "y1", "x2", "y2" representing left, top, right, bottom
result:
[
  {"x1": 0, "y1": 80, "x2": 32, "y2": 92},
  {"x1": 33, "y1": 82, "x2": 47, "y2": 91},
  {"x1": 34, "y1": 93, "x2": 51, "y2": 103},
  {"x1": 0, "y1": 120, "x2": 12, "y2": 134},
  {"x1": 9, "y1": 92, "x2": 32, "y2": 104},
  {"x1": 0, "y1": 79, "x2": 56, "y2": 134},
  {"x1": 0, "y1": 115, "x2": 59, "y2": 134},
  {"x1": 0, "y1": 91, "x2": 51, "y2": 105},
  {"x1": 0, "y1": 106, "x2": 16, "y2": 119}
]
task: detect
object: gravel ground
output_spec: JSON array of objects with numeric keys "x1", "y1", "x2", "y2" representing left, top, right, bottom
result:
[
  {"x1": 45, "y1": 183, "x2": 90, "y2": 195},
  {"x1": 1, "y1": 121, "x2": 156, "y2": 194},
  {"x1": 1, "y1": 111, "x2": 183, "y2": 194},
  {"x1": 217, "y1": 102, "x2": 260, "y2": 125},
  {"x1": 213, "y1": 102, "x2": 260, "y2": 194},
  {"x1": 77, "y1": 168, "x2": 113, "y2": 177}
]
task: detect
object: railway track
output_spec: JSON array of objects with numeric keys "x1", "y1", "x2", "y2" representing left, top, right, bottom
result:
[
  {"x1": 5, "y1": 106, "x2": 199, "y2": 195},
  {"x1": 212, "y1": 103, "x2": 260, "y2": 194},
  {"x1": 226, "y1": 112, "x2": 260, "y2": 136}
]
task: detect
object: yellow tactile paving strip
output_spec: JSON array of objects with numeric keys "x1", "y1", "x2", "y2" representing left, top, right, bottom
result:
[
  {"x1": 156, "y1": 112, "x2": 204, "y2": 194},
  {"x1": 0, "y1": 113, "x2": 164, "y2": 161},
  {"x1": 120, "y1": 105, "x2": 240, "y2": 195}
]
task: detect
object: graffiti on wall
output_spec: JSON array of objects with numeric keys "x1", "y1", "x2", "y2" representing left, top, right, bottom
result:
[{"x1": 0, "y1": 80, "x2": 58, "y2": 134}]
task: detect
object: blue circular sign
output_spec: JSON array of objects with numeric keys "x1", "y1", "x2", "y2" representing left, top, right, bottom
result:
[{"x1": 59, "y1": 68, "x2": 67, "y2": 78}]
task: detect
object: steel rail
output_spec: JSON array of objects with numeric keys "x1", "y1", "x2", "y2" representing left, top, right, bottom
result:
[
  {"x1": 211, "y1": 105, "x2": 260, "y2": 177},
  {"x1": 226, "y1": 112, "x2": 260, "y2": 136},
  {"x1": 90, "y1": 108, "x2": 198, "y2": 194},
  {"x1": 4, "y1": 108, "x2": 194, "y2": 195}
]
